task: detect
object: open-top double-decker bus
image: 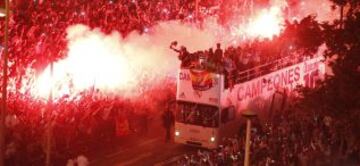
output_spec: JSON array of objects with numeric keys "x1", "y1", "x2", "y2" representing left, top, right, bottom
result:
[{"x1": 174, "y1": 56, "x2": 326, "y2": 149}]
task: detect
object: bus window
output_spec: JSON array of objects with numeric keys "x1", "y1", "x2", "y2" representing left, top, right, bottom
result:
[{"x1": 176, "y1": 102, "x2": 219, "y2": 128}]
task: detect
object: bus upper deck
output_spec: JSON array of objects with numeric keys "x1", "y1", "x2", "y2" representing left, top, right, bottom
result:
[{"x1": 174, "y1": 55, "x2": 326, "y2": 148}]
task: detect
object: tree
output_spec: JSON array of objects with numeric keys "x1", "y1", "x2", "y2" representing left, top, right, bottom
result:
[
  {"x1": 296, "y1": 0, "x2": 360, "y2": 136},
  {"x1": 295, "y1": 15, "x2": 324, "y2": 56},
  {"x1": 330, "y1": 0, "x2": 360, "y2": 28},
  {"x1": 321, "y1": 2, "x2": 360, "y2": 112}
]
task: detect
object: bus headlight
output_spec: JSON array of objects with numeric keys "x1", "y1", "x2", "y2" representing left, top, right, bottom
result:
[
  {"x1": 175, "y1": 131, "x2": 180, "y2": 136},
  {"x1": 210, "y1": 136, "x2": 215, "y2": 142}
]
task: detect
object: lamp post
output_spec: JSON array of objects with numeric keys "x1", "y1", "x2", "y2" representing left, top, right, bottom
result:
[
  {"x1": 242, "y1": 110, "x2": 257, "y2": 166},
  {"x1": 0, "y1": 1, "x2": 9, "y2": 166}
]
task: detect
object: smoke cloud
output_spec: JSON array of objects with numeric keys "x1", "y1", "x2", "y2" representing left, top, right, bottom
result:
[
  {"x1": 29, "y1": 20, "x2": 222, "y2": 99},
  {"x1": 26, "y1": 0, "x2": 338, "y2": 99},
  {"x1": 284, "y1": 0, "x2": 338, "y2": 22}
]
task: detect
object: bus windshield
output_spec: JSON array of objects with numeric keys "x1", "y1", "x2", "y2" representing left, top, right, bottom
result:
[{"x1": 176, "y1": 101, "x2": 219, "y2": 128}]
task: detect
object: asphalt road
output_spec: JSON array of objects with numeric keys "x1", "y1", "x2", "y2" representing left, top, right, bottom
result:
[
  {"x1": 89, "y1": 116, "x2": 197, "y2": 166},
  {"x1": 92, "y1": 137, "x2": 196, "y2": 166}
]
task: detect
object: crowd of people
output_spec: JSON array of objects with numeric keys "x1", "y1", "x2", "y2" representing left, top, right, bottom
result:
[
  {"x1": 2, "y1": 0, "x2": 318, "y2": 81},
  {"x1": 0, "y1": 0, "x2": 338, "y2": 165},
  {"x1": 4, "y1": 82, "x2": 175, "y2": 166},
  {"x1": 171, "y1": 37, "x2": 306, "y2": 89},
  {"x1": 0, "y1": 0, "x2": 222, "y2": 80},
  {"x1": 172, "y1": 38, "x2": 303, "y2": 70},
  {"x1": 171, "y1": 15, "x2": 322, "y2": 89},
  {"x1": 0, "y1": 1, "x2": 218, "y2": 164},
  {"x1": 175, "y1": 102, "x2": 360, "y2": 165},
  {"x1": 0, "y1": 0, "x2": 218, "y2": 165}
]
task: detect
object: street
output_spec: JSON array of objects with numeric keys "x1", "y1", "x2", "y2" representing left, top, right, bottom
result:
[{"x1": 90, "y1": 116, "x2": 197, "y2": 166}]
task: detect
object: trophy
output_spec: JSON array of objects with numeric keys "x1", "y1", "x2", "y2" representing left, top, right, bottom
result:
[{"x1": 170, "y1": 41, "x2": 178, "y2": 49}]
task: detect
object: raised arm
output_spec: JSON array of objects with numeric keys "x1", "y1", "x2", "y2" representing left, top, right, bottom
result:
[
  {"x1": 170, "y1": 45, "x2": 180, "y2": 53},
  {"x1": 169, "y1": 41, "x2": 180, "y2": 53}
]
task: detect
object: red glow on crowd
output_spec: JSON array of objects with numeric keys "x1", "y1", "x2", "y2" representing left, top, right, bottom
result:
[
  {"x1": 17, "y1": 7, "x2": 282, "y2": 100},
  {"x1": 19, "y1": 26, "x2": 156, "y2": 100},
  {"x1": 21, "y1": 4, "x2": 286, "y2": 100},
  {"x1": 6, "y1": 0, "x2": 335, "y2": 101}
]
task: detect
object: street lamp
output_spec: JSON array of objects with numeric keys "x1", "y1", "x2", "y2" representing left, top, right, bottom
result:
[{"x1": 242, "y1": 110, "x2": 257, "y2": 166}]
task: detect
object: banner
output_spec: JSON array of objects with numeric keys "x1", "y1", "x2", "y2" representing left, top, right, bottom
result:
[
  {"x1": 177, "y1": 68, "x2": 222, "y2": 106},
  {"x1": 223, "y1": 56, "x2": 325, "y2": 112}
]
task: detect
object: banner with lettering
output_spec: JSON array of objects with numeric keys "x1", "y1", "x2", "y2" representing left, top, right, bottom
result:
[{"x1": 223, "y1": 56, "x2": 325, "y2": 112}]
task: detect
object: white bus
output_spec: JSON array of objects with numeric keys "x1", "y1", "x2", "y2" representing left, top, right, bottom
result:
[{"x1": 174, "y1": 56, "x2": 326, "y2": 149}]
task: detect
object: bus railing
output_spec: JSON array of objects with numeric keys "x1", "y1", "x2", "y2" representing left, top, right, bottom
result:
[
  {"x1": 231, "y1": 55, "x2": 306, "y2": 85},
  {"x1": 178, "y1": 54, "x2": 315, "y2": 89}
]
